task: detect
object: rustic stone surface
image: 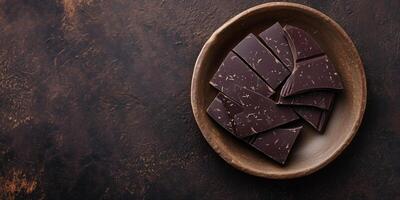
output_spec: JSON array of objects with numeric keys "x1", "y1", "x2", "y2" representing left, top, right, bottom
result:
[{"x1": 0, "y1": 0, "x2": 399, "y2": 199}]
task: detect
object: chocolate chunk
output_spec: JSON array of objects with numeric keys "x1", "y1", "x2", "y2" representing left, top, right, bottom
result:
[
  {"x1": 280, "y1": 55, "x2": 343, "y2": 97},
  {"x1": 207, "y1": 93, "x2": 243, "y2": 134},
  {"x1": 283, "y1": 25, "x2": 323, "y2": 61},
  {"x1": 233, "y1": 34, "x2": 290, "y2": 89},
  {"x1": 259, "y1": 22, "x2": 294, "y2": 71},
  {"x1": 247, "y1": 126, "x2": 302, "y2": 165},
  {"x1": 295, "y1": 107, "x2": 330, "y2": 132},
  {"x1": 277, "y1": 91, "x2": 335, "y2": 110},
  {"x1": 233, "y1": 87, "x2": 299, "y2": 138},
  {"x1": 210, "y1": 51, "x2": 274, "y2": 102}
]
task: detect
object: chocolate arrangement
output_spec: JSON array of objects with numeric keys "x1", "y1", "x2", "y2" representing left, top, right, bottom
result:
[{"x1": 207, "y1": 22, "x2": 343, "y2": 165}]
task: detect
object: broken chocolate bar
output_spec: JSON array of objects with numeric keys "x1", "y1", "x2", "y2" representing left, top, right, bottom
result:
[
  {"x1": 295, "y1": 107, "x2": 330, "y2": 132},
  {"x1": 280, "y1": 55, "x2": 343, "y2": 97},
  {"x1": 247, "y1": 126, "x2": 302, "y2": 165},
  {"x1": 233, "y1": 34, "x2": 290, "y2": 89},
  {"x1": 259, "y1": 22, "x2": 294, "y2": 71},
  {"x1": 233, "y1": 87, "x2": 299, "y2": 138},
  {"x1": 277, "y1": 91, "x2": 335, "y2": 110},
  {"x1": 206, "y1": 21, "x2": 344, "y2": 165},
  {"x1": 209, "y1": 51, "x2": 274, "y2": 102},
  {"x1": 284, "y1": 25, "x2": 324, "y2": 61},
  {"x1": 207, "y1": 93, "x2": 243, "y2": 134}
]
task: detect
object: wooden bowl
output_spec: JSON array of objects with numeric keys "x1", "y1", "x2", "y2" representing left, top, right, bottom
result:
[{"x1": 191, "y1": 2, "x2": 366, "y2": 179}]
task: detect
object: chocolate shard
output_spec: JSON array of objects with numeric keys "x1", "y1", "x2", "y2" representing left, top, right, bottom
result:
[
  {"x1": 207, "y1": 93, "x2": 243, "y2": 134},
  {"x1": 259, "y1": 22, "x2": 294, "y2": 71},
  {"x1": 295, "y1": 107, "x2": 330, "y2": 132},
  {"x1": 233, "y1": 33, "x2": 290, "y2": 89},
  {"x1": 233, "y1": 87, "x2": 299, "y2": 138},
  {"x1": 283, "y1": 25, "x2": 324, "y2": 61},
  {"x1": 277, "y1": 91, "x2": 335, "y2": 110},
  {"x1": 280, "y1": 55, "x2": 343, "y2": 97},
  {"x1": 209, "y1": 51, "x2": 274, "y2": 102},
  {"x1": 248, "y1": 126, "x2": 303, "y2": 165}
]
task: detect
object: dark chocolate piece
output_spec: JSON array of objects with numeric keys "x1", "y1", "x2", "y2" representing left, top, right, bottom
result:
[
  {"x1": 233, "y1": 34, "x2": 290, "y2": 89},
  {"x1": 277, "y1": 91, "x2": 335, "y2": 110},
  {"x1": 283, "y1": 25, "x2": 323, "y2": 61},
  {"x1": 295, "y1": 107, "x2": 330, "y2": 132},
  {"x1": 248, "y1": 126, "x2": 302, "y2": 165},
  {"x1": 280, "y1": 55, "x2": 343, "y2": 97},
  {"x1": 210, "y1": 51, "x2": 274, "y2": 102},
  {"x1": 259, "y1": 22, "x2": 294, "y2": 71},
  {"x1": 233, "y1": 87, "x2": 299, "y2": 138},
  {"x1": 207, "y1": 93, "x2": 243, "y2": 134}
]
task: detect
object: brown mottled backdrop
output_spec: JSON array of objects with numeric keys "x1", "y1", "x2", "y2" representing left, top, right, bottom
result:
[{"x1": 0, "y1": 0, "x2": 398, "y2": 199}]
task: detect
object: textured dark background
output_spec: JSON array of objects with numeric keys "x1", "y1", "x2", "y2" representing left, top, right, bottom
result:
[{"x1": 0, "y1": 0, "x2": 399, "y2": 199}]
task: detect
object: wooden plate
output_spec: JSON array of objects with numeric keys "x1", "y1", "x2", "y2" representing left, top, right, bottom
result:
[{"x1": 191, "y1": 2, "x2": 366, "y2": 179}]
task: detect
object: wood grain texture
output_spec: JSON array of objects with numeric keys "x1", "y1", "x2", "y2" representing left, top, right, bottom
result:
[{"x1": 0, "y1": 0, "x2": 398, "y2": 199}]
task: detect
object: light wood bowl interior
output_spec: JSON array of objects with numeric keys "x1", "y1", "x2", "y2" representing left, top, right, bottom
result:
[{"x1": 191, "y1": 2, "x2": 366, "y2": 179}]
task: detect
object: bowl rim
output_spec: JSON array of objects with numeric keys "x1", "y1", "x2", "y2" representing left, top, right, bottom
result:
[{"x1": 191, "y1": 2, "x2": 367, "y2": 179}]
